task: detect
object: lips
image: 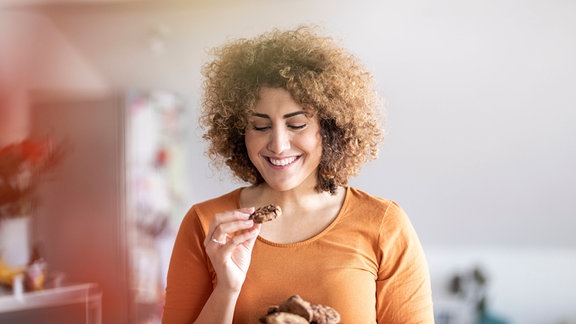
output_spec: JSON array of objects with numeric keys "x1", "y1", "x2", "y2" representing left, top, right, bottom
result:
[{"x1": 268, "y1": 156, "x2": 299, "y2": 167}]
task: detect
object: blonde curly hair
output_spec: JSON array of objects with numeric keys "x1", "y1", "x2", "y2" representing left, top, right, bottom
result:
[{"x1": 200, "y1": 25, "x2": 384, "y2": 194}]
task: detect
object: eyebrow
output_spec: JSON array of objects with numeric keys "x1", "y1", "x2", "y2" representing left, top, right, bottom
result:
[{"x1": 252, "y1": 111, "x2": 307, "y2": 119}]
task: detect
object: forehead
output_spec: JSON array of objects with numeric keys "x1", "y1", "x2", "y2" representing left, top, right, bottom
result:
[
  {"x1": 255, "y1": 87, "x2": 297, "y2": 105},
  {"x1": 253, "y1": 87, "x2": 314, "y2": 115}
]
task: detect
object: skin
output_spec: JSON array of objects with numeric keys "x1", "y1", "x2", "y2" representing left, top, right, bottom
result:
[
  {"x1": 196, "y1": 88, "x2": 345, "y2": 323},
  {"x1": 245, "y1": 87, "x2": 323, "y2": 195},
  {"x1": 196, "y1": 207, "x2": 261, "y2": 324}
]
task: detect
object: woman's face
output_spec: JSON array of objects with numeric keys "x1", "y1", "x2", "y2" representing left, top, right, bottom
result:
[{"x1": 245, "y1": 87, "x2": 322, "y2": 192}]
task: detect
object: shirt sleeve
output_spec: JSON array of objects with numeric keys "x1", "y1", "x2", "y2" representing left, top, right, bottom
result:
[
  {"x1": 162, "y1": 207, "x2": 214, "y2": 324},
  {"x1": 375, "y1": 202, "x2": 434, "y2": 324}
]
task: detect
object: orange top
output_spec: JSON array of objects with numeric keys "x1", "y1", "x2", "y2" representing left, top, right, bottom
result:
[{"x1": 163, "y1": 187, "x2": 434, "y2": 323}]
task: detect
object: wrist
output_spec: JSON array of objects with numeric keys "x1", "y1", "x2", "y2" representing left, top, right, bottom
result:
[{"x1": 213, "y1": 282, "x2": 243, "y2": 297}]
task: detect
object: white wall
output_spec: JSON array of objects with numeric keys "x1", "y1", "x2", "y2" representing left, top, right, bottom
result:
[
  {"x1": 35, "y1": 0, "x2": 576, "y2": 246},
  {"x1": 10, "y1": 0, "x2": 576, "y2": 322}
]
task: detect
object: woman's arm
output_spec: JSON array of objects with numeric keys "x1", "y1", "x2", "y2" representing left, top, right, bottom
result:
[
  {"x1": 163, "y1": 207, "x2": 260, "y2": 323},
  {"x1": 376, "y1": 202, "x2": 434, "y2": 324}
]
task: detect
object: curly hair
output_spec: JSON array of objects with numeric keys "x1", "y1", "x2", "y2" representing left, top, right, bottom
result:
[{"x1": 200, "y1": 25, "x2": 384, "y2": 194}]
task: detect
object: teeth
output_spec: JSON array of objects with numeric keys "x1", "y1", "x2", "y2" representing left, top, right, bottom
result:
[{"x1": 269, "y1": 157, "x2": 297, "y2": 166}]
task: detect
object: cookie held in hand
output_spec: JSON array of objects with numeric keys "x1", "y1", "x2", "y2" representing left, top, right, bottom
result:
[
  {"x1": 250, "y1": 204, "x2": 282, "y2": 223},
  {"x1": 259, "y1": 295, "x2": 341, "y2": 324}
]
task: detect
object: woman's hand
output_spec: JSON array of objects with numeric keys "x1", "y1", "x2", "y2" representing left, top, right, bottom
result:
[{"x1": 204, "y1": 207, "x2": 261, "y2": 292}]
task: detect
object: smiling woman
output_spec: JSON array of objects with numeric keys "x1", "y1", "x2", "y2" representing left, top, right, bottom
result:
[
  {"x1": 163, "y1": 25, "x2": 433, "y2": 324},
  {"x1": 245, "y1": 88, "x2": 323, "y2": 193},
  {"x1": 200, "y1": 26, "x2": 383, "y2": 195}
]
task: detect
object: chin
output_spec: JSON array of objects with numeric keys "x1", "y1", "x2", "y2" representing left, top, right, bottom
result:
[
  {"x1": 265, "y1": 178, "x2": 317, "y2": 193},
  {"x1": 266, "y1": 183, "x2": 296, "y2": 192}
]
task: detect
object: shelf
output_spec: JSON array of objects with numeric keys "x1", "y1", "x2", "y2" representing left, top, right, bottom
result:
[{"x1": 0, "y1": 283, "x2": 101, "y2": 323}]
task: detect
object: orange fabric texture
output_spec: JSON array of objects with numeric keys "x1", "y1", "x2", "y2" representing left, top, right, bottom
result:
[{"x1": 163, "y1": 187, "x2": 434, "y2": 323}]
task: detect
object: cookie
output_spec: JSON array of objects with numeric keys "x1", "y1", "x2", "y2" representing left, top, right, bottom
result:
[
  {"x1": 259, "y1": 295, "x2": 341, "y2": 324},
  {"x1": 259, "y1": 312, "x2": 309, "y2": 324},
  {"x1": 250, "y1": 204, "x2": 282, "y2": 223}
]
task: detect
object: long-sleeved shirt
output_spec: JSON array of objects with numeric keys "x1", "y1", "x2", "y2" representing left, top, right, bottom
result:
[{"x1": 163, "y1": 186, "x2": 434, "y2": 323}]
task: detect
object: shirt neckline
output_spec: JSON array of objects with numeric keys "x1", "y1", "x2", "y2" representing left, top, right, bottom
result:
[{"x1": 234, "y1": 186, "x2": 351, "y2": 248}]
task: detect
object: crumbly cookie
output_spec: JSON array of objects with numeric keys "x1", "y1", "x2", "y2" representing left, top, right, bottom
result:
[
  {"x1": 259, "y1": 295, "x2": 341, "y2": 324},
  {"x1": 250, "y1": 204, "x2": 282, "y2": 223},
  {"x1": 260, "y1": 312, "x2": 309, "y2": 324},
  {"x1": 311, "y1": 304, "x2": 341, "y2": 324}
]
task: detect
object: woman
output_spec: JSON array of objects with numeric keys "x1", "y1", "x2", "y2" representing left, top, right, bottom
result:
[{"x1": 162, "y1": 26, "x2": 434, "y2": 323}]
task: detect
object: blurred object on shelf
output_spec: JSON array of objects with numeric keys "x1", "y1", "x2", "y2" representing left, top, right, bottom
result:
[
  {"x1": 0, "y1": 257, "x2": 26, "y2": 288},
  {"x1": 25, "y1": 257, "x2": 47, "y2": 291},
  {"x1": 436, "y1": 265, "x2": 509, "y2": 324},
  {"x1": 0, "y1": 137, "x2": 66, "y2": 269},
  {"x1": 0, "y1": 137, "x2": 65, "y2": 220}
]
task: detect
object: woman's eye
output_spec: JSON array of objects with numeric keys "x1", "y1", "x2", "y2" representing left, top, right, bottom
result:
[
  {"x1": 250, "y1": 123, "x2": 306, "y2": 131},
  {"x1": 288, "y1": 124, "x2": 307, "y2": 130},
  {"x1": 252, "y1": 125, "x2": 271, "y2": 131}
]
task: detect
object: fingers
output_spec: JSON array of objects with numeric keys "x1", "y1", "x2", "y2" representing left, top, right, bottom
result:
[
  {"x1": 229, "y1": 223, "x2": 261, "y2": 246},
  {"x1": 212, "y1": 219, "x2": 254, "y2": 243},
  {"x1": 204, "y1": 208, "x2": 261, "y2": 287},
  {"x1": 206, "y1": 224, "x2": 261, "y2": 257},
  {"x1": 205, "y1": 208, "x2": 257, "y2": 247},
  {"x1": 210, "y1": 235, "x2": 228, "y2": 245}
]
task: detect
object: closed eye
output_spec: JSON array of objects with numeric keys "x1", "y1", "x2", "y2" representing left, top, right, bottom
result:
[
  {"x1": 288, "y1": 124, "x2": 307, "y2": 130},
  {"x1": 252, "y1": 125, "x2": 271, "y2": 131}
]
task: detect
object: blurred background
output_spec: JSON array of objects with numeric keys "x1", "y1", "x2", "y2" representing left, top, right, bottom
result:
[{"x1": 1, "y1": 0, "x2": 575, "y2": 323}]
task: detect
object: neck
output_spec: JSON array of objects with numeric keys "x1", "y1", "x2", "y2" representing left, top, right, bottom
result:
[
  {"x1": 248, "y1": 183, "x2": 342, "y2": 219},
  {"x1": 241, "y1": 183, "x2": 346, "y2": 244}
]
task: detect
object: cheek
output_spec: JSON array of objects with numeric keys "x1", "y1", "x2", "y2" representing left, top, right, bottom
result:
[
  {"x1": 244, "y1": 132, "x2": 263, "y2": 157},
  {"x1": 303, "y1": 130, "x2": 323, "y2": 159}
]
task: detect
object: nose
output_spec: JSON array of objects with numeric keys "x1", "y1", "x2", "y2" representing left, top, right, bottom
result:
[{"x1": 267, "y1": 126, "x2": 291, "y2": 154}]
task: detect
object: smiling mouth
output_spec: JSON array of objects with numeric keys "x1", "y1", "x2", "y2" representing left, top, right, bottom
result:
[{"x1": 268, "y1": 156, "x2": 299, "y2": 167}]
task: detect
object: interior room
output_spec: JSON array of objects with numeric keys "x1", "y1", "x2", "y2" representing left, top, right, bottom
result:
[{"x1": 1, "y1": 0, "x2": 575, "y2": 323}]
